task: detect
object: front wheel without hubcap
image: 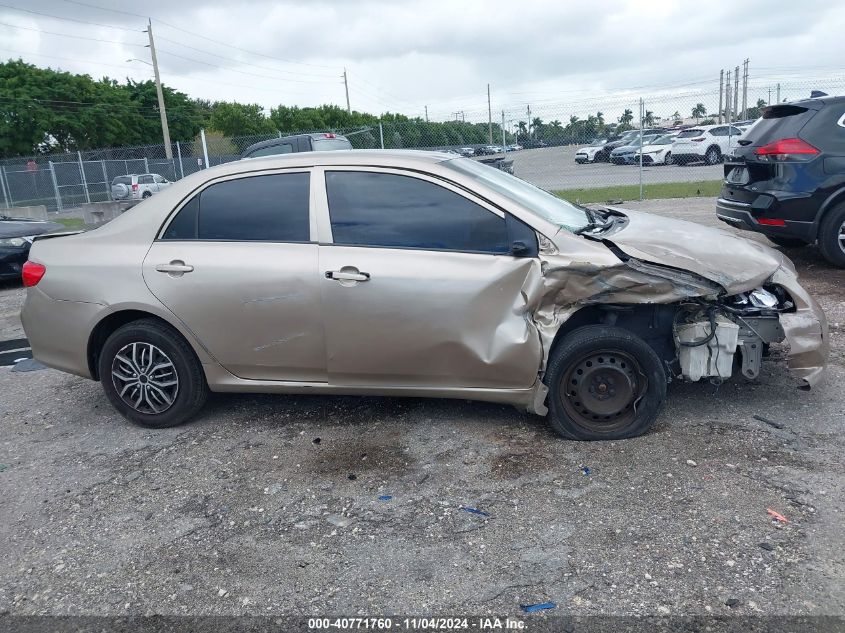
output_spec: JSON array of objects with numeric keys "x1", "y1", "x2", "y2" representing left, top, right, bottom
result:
[{"x1": 545, "y1": 325, "x2": 667, "y2": 440}]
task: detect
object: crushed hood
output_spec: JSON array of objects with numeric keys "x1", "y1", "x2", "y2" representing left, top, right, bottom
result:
[{"x1": 601, "y1": 207, "x2": 783, "y2": 293}]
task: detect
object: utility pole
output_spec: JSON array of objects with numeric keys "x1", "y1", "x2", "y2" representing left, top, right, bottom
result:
[
  {"x1": 425, "y1": 105, "x2": 428, "y2": 122},
  {"x1": 487, "y1": 83, "x2": 493, "y2": 145},
  {"x1": 776, "y1": 83, "x2": 781, "y2": 103},
  {"x1": 733, "y1": 65, "x2": 739, "y2": 121},
  {"x1": 718, "y1": 69, "x2": 724, "y2": 124},
  {"x1": 741, "y1": 58, "x2": 749, "y2": 120},
  {"x1": 146, "y1": 19, "x2": 172, "y2": 159},
  {"x1": 501, "y1": 110, "x2": 506, "y2": 153},
  {"x1": 725, "y1": 69, "x2": 732, "y2": 123},
  {"x1": 768, "y1": 86, "x2": 772, "y2": 106},
  {"x1": 343, "y1": 68, "x2": 351, "y2": 113}
]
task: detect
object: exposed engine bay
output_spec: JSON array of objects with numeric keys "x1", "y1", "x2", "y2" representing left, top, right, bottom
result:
[{"x1": 672, "y1": 286, "x2": 790, "y2": 383}]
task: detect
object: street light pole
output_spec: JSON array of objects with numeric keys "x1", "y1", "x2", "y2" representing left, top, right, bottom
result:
[{"x1": 146, "y1": 19, "x2": 172, "y2": 159}]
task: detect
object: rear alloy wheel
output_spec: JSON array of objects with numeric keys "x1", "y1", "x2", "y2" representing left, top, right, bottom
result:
[
  {"x1": 545, "y1": 326, "x2": 667, "y2": 440},
  {"x1": 664, "y1": 152, "x2": 673, "y2": 165},
  {"x1": 705, "y1": 146, "x2": 721, "y2": 165},
  {"x1": 818, "y1": 202, "x2": 845, "y2": 267},
  {"x1": 99, "y1": 319, "x2": 208, "y2": 428}
]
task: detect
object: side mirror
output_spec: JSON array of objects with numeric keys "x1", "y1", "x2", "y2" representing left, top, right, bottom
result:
[{"x1": 510, "y1": 240, "x2": 530, "y2": 257}]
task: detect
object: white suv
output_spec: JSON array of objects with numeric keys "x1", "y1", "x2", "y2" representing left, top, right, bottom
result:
[
  {"x1": 670, "y1": 124, "x2": 745, "y2": 165},
  {"x1": 111, "y1": 174, "x2": 172, "y2": 201}
]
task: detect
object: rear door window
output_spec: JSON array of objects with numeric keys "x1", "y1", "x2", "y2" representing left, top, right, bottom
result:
[
  {"x1": 162, "y1": 173, "x2": 310, "y2": 241},
  {"x1": 325, "y1": 171, "x2": 509, "y2": 253},
  {"x1": 138, "y1": 175, "x2": 154, "y2": 184}
]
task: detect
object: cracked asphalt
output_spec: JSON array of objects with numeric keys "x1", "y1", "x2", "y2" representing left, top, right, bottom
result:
[{"x1": 0, "y1": 198, "x2": 843, "y2": 617}]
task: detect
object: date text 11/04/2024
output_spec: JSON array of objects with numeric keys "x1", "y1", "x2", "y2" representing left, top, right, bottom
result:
[{"x1": 307, "y1": 617, "x2": 528, "y2": 630}]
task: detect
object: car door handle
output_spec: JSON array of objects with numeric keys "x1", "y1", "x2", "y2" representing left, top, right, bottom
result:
[
  {"x1": 156, "y1": 261, "x2": 194, "y2": 274},
  {"x1": 325, "y1": 269, "x2": 370, "y2": 282}
]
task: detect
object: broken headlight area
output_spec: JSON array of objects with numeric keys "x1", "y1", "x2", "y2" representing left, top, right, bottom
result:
[{"x1": 671, "y1": 286, "x2": 794, "y2": 383}]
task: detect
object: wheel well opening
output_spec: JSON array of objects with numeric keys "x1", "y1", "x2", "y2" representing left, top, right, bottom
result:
[
  {"x1": 548, "y1": 304, "x2": 681, "y2": 366},
  {"x1": 88, "y1": 311, "x2": 170, "y2": 380}
]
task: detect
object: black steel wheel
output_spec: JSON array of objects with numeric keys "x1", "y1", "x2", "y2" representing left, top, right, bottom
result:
[{"x1": 545, "y1": 325, "x2": 667, "y2": 440}]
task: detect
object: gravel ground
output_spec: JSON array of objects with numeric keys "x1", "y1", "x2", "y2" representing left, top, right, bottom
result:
[{"x1": 1, "y1": 198, "x2": 843, "y2": 618}]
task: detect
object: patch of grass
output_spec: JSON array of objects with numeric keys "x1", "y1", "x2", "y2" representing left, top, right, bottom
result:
[
  {"x1": 54, "y1": 218, "x2": 86, "y2": 230},
  {"x1": 554, "y1": 180, "x2": 723, "y2": 204}
]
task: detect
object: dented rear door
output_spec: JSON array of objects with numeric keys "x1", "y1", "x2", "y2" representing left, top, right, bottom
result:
[
  {"x1": 142, "y1": 170, "x2": 327, "y2": 382},
  {"x1": 317, "y1": 168, "x2": 542, "y2": 389}
]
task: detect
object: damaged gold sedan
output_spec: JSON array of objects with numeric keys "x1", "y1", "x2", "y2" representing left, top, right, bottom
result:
[{"x1": 21, "y1": 151, "x2": 828, "y2": 439}]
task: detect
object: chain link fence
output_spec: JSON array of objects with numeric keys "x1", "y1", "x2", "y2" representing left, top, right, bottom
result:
[{"x1": 1, "y1": 78, "x2": 841, "y2": 214}]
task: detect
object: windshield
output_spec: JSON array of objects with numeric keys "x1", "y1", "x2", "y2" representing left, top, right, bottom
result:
[
  {"x1": 444, "y1": 158, "x2": 589, "y2": 231},
  {"x1": 588, "y1": 139, "x2": 606, "y2": 146}
]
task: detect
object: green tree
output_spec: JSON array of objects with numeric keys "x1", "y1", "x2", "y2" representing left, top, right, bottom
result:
[
  {"x1": 644, "y1": 110, "x2": 655, "y2": 127},
  {"x1": 618, "y1": 108, "x2": 634, "y2": 128},
  {"x1": 691, "y1": 103, "x2": 706, "y2": 122},
  {"x1": 745, "y1": 98, "x2": 767, "y2": 120},
  {"x1": 209, "y1": 102, "x2": 274, "y2": 136}
]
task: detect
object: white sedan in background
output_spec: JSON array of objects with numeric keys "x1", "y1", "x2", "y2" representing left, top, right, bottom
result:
[
  {"x1": 574, "y1": 139, "x2": 608, "y2": 163},
  {"x1": 634, "y1": 134, "x2": 678, "y2": 165}
]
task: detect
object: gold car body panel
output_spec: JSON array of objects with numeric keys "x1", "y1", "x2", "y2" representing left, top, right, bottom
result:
[{"x1": 20, "y1": 150, "x2": 828, "y2": 409}]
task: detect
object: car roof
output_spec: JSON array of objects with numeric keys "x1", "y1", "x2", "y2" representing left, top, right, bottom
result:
[{"x1": 213, "y1": 149, "x2": 455, "y2": 175}]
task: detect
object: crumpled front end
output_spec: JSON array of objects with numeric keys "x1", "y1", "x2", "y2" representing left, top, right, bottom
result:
[{"x1": 770, "y1": 265, "x2": 829, "y2": 387}]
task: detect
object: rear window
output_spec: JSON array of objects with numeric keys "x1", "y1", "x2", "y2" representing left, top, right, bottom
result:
[
  {"x1": 312, "y1": 137, "x2": 353, "y2": 151},
  {"x1": 676, "y1": 129, "x2": 703, "y2": 138},
  {"x1": 247, "y1": 143, "x2": 293, "y2": 157},
  {"x1": 743, "y1": 105, "x2": 817, "y2": 145},
  {"x1": 112, "y1": 176, "x2": 131, "y2": 185}
]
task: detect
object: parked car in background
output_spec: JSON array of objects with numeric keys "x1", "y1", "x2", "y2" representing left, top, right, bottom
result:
[
  {"x1": 507, "y1": 144, "x2": 523, "y2": 151},
  {"x1": 634, "y1": 133, "x2": 679, "y2": 165},
  {"x1": 477, "y1": 145, "x2": 501, "y2": 155},
  {"x1": 21, "y1": 150, "x2": 826, "y2": 440},
  {"x1": 575, "y1": 139, "x2": 608, "y2": 163},
  {"x1": 610, "y1": 134, "x2": 662, "y2": 164},
  {"x1": 599, "y1": 128, "x2": 666, "y2": 162},
  {"x1": 459, "y1": 147, "x2": 476, "y2": 157},
  {"x1": 671, "y1": 124, "x2": 745, "y2": 165},
  {"x1": 111, "y1": 174, "x2": 172, "y2": 201},
  {"x1": 0, "y1": 215, "x2": 63, "y2": 281},
  {"x1": 717, "y1": 95, "x2": 845, "y2": 266},
  {"x1": 241, "y1": 132, "x2": 352, "y2": 158}
]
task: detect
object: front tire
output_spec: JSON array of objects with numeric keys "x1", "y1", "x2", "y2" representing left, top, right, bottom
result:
[
  {"x1": 818, "y1": 202, "x2": 845, "y2": 267},
  {"x1": 545, "y1": 326, "x2": 667, "y2": 440},
  {"x1": 98, "y1": 319, "x2": 208, "y2": 428}
]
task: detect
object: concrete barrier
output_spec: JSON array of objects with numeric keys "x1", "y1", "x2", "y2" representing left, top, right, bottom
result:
[
  {"x1": 4, "y1": 205, "x2": 48, "y2": 221},
  {"x1": 80, "y1": 201, "x2": 140, "y2": 226}
]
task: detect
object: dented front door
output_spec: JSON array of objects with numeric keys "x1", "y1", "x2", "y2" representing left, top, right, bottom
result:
[{"x1": 319, "y1": 246, "x2": 541, "y2": 389}]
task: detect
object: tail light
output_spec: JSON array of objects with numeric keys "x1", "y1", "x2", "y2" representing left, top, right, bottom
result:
[
  {"x1": 754, "y1": 138, "x2": 820, "y2": 162},
  {"x1": 131, "y1": 183, "x2": 139, "y2": 191},
  {"x1": 22, "y1": 261, "x2": 46, "y2": 287}
]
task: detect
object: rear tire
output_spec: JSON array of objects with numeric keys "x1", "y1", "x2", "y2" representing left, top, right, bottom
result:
[
  {"x1": 142, "y1": 191, "x2": 152, "y2": 199},
  {"x1": 705, "y1": 146, "x2": 721, "y2": 165},
  {"x1": 545, "y1": 326, "x2": 667, "y2": 440},
  {"x1": 98, "y1": 319, "x2": 208, "y2": 428},
  {"x1": 818, "y1": 202, "x2": 845, "y2": 267},
  {"x1": 664, "y1": 152, "x2": 673, "y2": 165},
  {"x1": 767, "y1": 236, "x2": 808, "y2": 248}
]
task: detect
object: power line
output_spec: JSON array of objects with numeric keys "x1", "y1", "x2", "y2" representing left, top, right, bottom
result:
[
  {"x1": 56, "y1": 0, "x2": 341, "y2": 70},
  {"x1": 0, "y1": 46, "x2": 152, "y2": 74},
  {"x1": 0, "y1": 2, "x2": 140, "y2": 32},
  {"x1": 0, "y1": 20, "x2": 145, "y2": 46}
]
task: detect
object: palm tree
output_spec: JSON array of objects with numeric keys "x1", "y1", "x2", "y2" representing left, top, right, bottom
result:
[
  {"x1": 550, "y1": 119, "x2": 562, "y2": 131},
  {"x1": 691, "y1": 103, "x2": 706, "y2": 122},
  {"x1": 596, "y1": 111, "x2": 604, "y2": 126},
  {"x1": 644, "y1": 110, "x2": 655, "y2": 127},
  {"x1": 619, "y1": 109, "x2": 633, "y2": 126},
  {"x1": 516, "y1": 120, "x2": 527, "y2": 140},
  {"x1": 531, "y1": 117, "x2": 544, "y2": 138}
]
